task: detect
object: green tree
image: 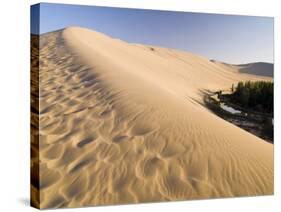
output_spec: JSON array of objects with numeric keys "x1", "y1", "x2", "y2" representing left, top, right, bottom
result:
[
  {"x1": 231, "y1": 81, "x2": 273, "y2": 113},
  {"x1": 239, "y1": 87, "x2": 250, "y2": 107}
]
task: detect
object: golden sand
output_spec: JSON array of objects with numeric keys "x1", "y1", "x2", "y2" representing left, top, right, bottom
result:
[{"x1": 33, "y1": 27, "x2": 273, "y2": 208}]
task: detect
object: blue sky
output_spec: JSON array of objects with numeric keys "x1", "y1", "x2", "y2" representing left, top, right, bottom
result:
[{"x1": 31, "y1": 3, "x2": 274, "y2": 64}]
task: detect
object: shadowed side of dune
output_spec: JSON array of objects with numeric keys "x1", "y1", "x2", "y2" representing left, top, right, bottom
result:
[
  {"x1": 210, "y1": 60, "x2": 273, "y2": 78},
  {"x1": 235, "y1": 62, "x2": 273, "y2": 77}
]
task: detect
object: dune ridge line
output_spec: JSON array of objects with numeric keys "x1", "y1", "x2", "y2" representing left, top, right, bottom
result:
[{"x1": 35, "y1": 26, "x2": 273, "y2": 209}]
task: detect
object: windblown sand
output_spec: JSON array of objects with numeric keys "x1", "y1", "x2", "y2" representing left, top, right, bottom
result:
[{"x1": 36, "y1": 27, "x2": 273, "y2": 208}]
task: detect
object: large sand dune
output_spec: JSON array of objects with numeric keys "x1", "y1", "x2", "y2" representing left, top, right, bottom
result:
[{"x1": 35, "y1": 27, "x2": 273, "y2": 208}]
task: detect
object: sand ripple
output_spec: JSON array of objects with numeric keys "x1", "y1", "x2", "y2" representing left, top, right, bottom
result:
[{"x1": 32, "y1": 27, "x2": 273, "y2": 209}]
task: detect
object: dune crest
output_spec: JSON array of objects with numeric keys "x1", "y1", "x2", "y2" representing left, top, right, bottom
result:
[
  {"x1": 37, "y1": 27, "x2": 273, "y2": 208},
  {"x1": 210, "y1": 60, "x2": 273, "y2": 77}
]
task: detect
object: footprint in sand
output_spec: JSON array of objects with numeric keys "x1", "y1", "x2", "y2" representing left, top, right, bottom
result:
[
  {"x1": 112, "y1": 135, "x2": 132, "y2": 143},
  {"x1": 130, "y1": 124, "x2": 155, "y2": 136},
  {"x1": 76, "y1": 134, "x2": 97, "y2": 148},
  {"x1": 99, "y1": 109, "x2": 113, "y2": 119},
  {"x1": 137, "y1": 155, "x2": 165, "y2": 178}
]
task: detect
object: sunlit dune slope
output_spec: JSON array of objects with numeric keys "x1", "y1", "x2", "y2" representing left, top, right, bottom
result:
[{"x1": 36, "y1": 27, "x2": 273, "y2": 209}]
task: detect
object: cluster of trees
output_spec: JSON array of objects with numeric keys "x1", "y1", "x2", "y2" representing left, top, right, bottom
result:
[{"x1": 231, "y1": 81, "x2": 273, "y2": 113}]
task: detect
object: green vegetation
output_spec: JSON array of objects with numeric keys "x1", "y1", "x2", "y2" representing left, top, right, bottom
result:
[
  {"x1": 207, "y1": 81, "x2": 274, "y2": 142},
  {"x1": 231, "y1": 81, "x2": 273, "y2": 114}
]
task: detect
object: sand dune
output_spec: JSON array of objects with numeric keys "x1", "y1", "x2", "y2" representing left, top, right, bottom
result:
[
  {"x1": 211, "y1": 60, "x2": 273, "y2": 77},
  {"x1": 234, "y1": 62, "x2": 273, "y2": 77},
  {"x1": 34, "y1": 27, "x2": 273, "y2": 209}
]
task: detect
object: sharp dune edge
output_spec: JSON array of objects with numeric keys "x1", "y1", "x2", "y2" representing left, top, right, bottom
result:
[{"x1": 36, "y1": 27, "x2": 273, "y2": 208}]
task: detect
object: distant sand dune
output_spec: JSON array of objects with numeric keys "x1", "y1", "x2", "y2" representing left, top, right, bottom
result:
[
  {"x1": 211, "y1": 60, "x2": 273, "y2": 77},
  {"x1": 234, "y1": 62, "x2": 273, "y2": 77},
  {"x1": 35, "y1": 27, "x2": 273, "y2": 209}
]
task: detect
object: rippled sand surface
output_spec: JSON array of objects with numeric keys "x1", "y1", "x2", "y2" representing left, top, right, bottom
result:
[{"x1": 31, "y1": 27, "x2": 273, "y2": 209}]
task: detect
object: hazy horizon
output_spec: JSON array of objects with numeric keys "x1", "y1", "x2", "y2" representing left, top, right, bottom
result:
[{"x1": 31, "y1": 3, "x2": 274, "y2": 64}]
